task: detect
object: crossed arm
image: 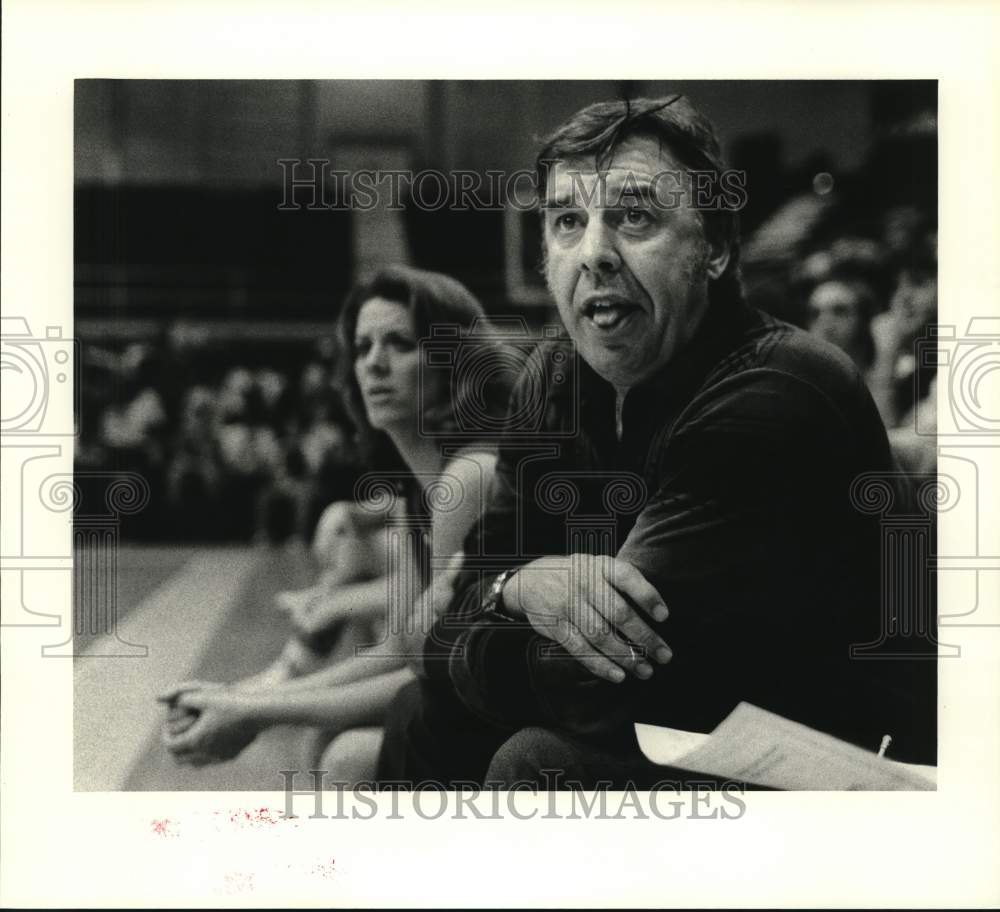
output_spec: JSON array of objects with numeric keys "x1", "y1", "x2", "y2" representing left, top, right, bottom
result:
[{"x1": 426, "y1": 369, "x2": 869, "y2": 736}]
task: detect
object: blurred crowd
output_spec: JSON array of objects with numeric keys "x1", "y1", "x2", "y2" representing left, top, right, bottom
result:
[
  {"x1": 77, "y1": 198, "x2": 938, "y2": 544},
  {"x1": 746, "y1": 199, "x2": 938, "y2": 475},
  {"x1": 76, "y1": 327, "x2": 365, "y2": 543}
]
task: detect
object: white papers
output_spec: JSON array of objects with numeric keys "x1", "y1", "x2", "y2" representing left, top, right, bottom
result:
[
  {"x1": 635, "y1": 703, "x2": 936, "y2": 790},
  {"x1": 634, "y1": 724, "x2": 710, "y2": 765}
]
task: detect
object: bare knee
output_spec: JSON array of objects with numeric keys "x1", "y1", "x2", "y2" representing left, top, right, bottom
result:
[
  {"x1": 312, "y1": 502, "x2": 354, "y2": 567},
  {"x1": 314, "y1": 501, "x2": 385, "y2": 580},
  {"x1": 319, "y1": 728, "x2": 384, "y2": 786}
]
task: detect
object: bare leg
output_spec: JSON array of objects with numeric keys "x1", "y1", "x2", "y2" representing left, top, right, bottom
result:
[
  {"x1": 318, "y1": 728, "x2": 384, "y2": 787},
  {"x1": 235, "y1": 502, "x2": 386, "y2": 691}
]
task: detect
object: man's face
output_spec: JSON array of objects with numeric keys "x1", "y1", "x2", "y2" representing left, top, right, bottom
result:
[
  {"x1": 807, "y1": 281, "x2": 864, "y2": 353},
  {"x1": 891, "y1": 271, "x2": 937, "y2": 343},
  {"x1": 542, "y1": 135, "x2": 729, "y2": 392}
]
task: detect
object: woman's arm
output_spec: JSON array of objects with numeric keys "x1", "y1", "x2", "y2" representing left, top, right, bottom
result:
[
  {"x1": 302, "y1": 452, "x2": 498, "y2": 660},
  {"x1": 246, "y1": 636, "x2": 411, "y2": 692},
  {"x1": 240, "y1": 667, "x2": 414, "y2": 729},
  {"x1": 162, "y1": 456, "x2": 498, "y2": 765},
  {"x1": 403, "y1": 451, "x2": 498, "y2": 676},
  {"x1": 164, "y1": 668, "x2": 415, "y2": 765},
  {"x1": 430, "y1": 451, "x2": 497, "y2": 557},
  {"x1": 292, "y1": 576, "x2": 396, "y2": 635}
]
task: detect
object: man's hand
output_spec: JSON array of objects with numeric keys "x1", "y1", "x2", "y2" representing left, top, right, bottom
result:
[
  {"x1": 159, "y1": 685, "x2": 261, "y2": 767},
  {"x1": 500, "y1": 554, "x2": 672, "y2": 683}
]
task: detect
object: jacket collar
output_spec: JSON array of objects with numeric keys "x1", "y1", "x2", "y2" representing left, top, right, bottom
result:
[{"x1": 576, "y1": 297, "x2": 748, "y2": 422}]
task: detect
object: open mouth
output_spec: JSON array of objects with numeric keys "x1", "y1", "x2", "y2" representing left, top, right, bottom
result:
[{"x1": 583, "y1": 298, "x2": 639, "y2": 330}]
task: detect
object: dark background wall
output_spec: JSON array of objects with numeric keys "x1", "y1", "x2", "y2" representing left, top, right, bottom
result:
[{"x1": 75, "y1": 79, "x2": 936, "y2": 331}]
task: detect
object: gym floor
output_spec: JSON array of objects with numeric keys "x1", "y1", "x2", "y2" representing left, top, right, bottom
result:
[{"x1": 73, "y1": 542, "x2": 326, "y2": 791}]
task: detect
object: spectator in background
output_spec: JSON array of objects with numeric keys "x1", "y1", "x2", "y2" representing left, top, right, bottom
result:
[
  {"x1": 166, "y1": 386, "x2": 225, "y2": 539},
  {"x1": 870, "y1": 256, "x2": 937, "y2": 424},
  {"x1": 214, "y1": 366, "x2": 286, "y2": 539},
  {"x1": 299, "y1": 398, "x2": 352, "y2": 478},
  {"x1": 795, "y1": 229, "x2": 937, "y2": 472},
  {"x1": 882, "y1": 205, "x2": 930, "y2": 271},
  {"x1": 92, "y1": 327, "x2": 368, "y2": 547},
  {"x1": 297, "y1": 360, "x2": 338, "y2": 430},
  {"x1": 299, "y1": 402, "x2": 362, "y2": 543},
  {"x1": 78, "y1": 342, "x2": 122, "y2": 469},
  {"x1": 806, "y1": 277, "x2": 877, "y2": 374},
  {"x1": 869, "y1": 254, "x2": 939, "y2": 472},
  {"x1": 98, "y1": 342, "x2": 169, "y2": 537},
  {"x1": 99, "y1": 343, "x2": 168, "y2": 464},
  {"x1": 256, "y1": 464, "x2": 305, "y2": 546},
  {"x1": 255, "y1": 367, "x2": 287, "y2": 424}
]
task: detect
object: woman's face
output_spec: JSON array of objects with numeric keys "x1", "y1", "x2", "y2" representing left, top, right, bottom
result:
[{"x1": 353, "y1": 297, "x2": 421, "y2": 432}]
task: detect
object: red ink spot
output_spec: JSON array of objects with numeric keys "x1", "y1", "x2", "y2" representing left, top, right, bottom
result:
[
  {"x1": 225, "y1": 807, "x2": 281, "y2": 828},
  {"x1": 151, "y1": 818, "x2": 176, "y2": 837}
]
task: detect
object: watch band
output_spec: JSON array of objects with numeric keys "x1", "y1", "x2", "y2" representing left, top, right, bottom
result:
[{"x1": 481, "y1": 567, "x2": 520, "y2": 622}]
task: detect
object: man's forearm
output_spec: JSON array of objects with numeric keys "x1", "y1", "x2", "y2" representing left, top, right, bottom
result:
[{"x1": 443, "y1": 615, "x2": 657, "y2": 736}]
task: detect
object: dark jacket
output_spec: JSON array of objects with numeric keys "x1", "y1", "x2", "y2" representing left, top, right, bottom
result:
[{"x1": 421, "y1": 300, "x2": 937, "y2": 769}]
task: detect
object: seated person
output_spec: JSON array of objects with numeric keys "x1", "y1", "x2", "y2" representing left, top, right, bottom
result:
[
  {"x1": 376, "y1": 95, "x2": 938, "y2": 789},
  {"x1": 238, "y1": 497, "x2": 392, "y2": 689},
  {"x1": 869, "y1": 255, "x2": 938, "y2": 473},
  {"x1": 805, "y1": 276, "x2": 877, "y2": 377},
  {"x1": 160, "y1": 266, "x2": 506, "y2": 782}
]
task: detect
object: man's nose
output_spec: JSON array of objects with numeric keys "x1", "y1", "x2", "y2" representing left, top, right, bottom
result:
[{"x1": 579, "y1": 219, "x2": 621, "y2": 276}]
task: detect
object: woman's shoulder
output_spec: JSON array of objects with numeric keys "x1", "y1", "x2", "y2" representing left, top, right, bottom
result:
[
  {"x1": 447, "y1": 442, "x2": 498, "y2": 462},
  {"x1": 429, "y1": 448, "x2": 497, "y2": 517},
  {"x1": 439, "y1": 446, "x2": 498, "y2": 483}
]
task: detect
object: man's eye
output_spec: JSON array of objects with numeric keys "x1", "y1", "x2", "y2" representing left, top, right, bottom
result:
[
  {"x1": 554, "y1": 212, "x2": 581, "y2": 231},
  {"x1": 354, "y1": 340, "x2": 371, "y2": 357},
  {"x1": 622, "y1": 208, "x2": 652, "y2": 227}
]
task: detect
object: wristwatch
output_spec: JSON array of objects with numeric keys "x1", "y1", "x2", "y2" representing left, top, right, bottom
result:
[{"x1": 481, "y1": 567, "x2": 521, "y2": 622}]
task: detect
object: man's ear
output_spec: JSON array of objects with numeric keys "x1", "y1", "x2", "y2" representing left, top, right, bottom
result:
[{"x1": 705, "y1": 239, "x2": 731, "y2": 281}]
